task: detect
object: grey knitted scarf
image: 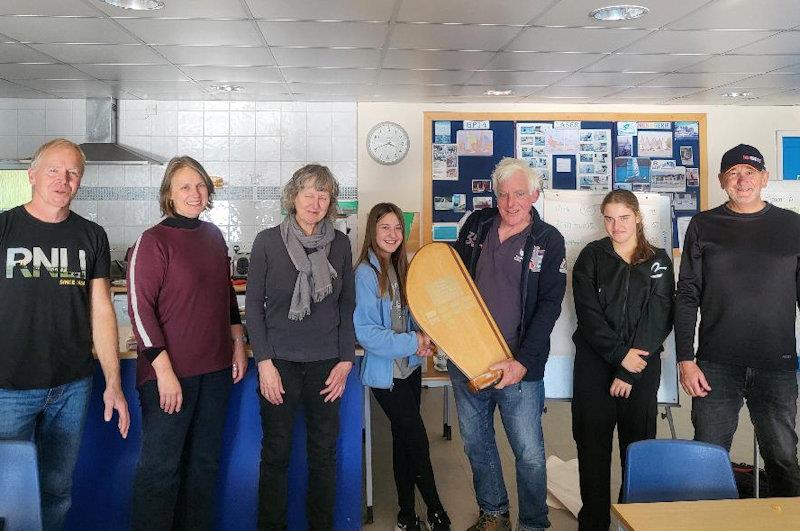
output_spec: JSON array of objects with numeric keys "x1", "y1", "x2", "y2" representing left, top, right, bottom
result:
[{"x1": 280, "y1": 215, "x2": 337, "y2": 321}]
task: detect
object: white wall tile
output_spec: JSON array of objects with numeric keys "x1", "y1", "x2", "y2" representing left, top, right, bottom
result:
[
  {"x1": 150, "y1": 136, "x2": 178, "y2": 160},
  {"x1": 124, "y1": 225, "x2": 147, "y2": 247},
  {"x1": 121, "y1": 116, "x2": 148, "y2": 136},
  {"x1": 231, "y1": 101, "x2": 255, "y2": 111},
  {"x1": 256, "y1": 102, "x2": 281, "y2": 111},
  {"x1": 307, "y1": 111, "x2": 332, "y2": 136},
  {"x1": 179, "y1": 101, "x2": 203, "y2": 111},
  {"x1": 307, "y1": 102, "x2": 333, "y2": 112},
  {"x1": 255, "y1": 200, "x2": 282, "y2": 228},
  {"x1": 120, "y1": 135, "x2": 151, "y2": 154},
  {"x1": 281, "y1": 111, "x2": 307, "y2": 137},
  {"x1": 46, "y1": 100, "x2": 72, "y2": 111},
  {"x1": 204, "y1": 136, "x2": 229, "y2": 161},
  {"x1": 254, "y1": 162, "x2": 280, "y2": 186},
  {"x1": 204, "y1": 161, "x2": 229, "y2": 180},
  {"x1": 228, "y1": 161, "x2": 256, "y2": 186},
  {"x1": 306, "y1": 135, "x2": 332, "y2": 162},
  {"x1": 125, "y1": 200, "x2": 151, "y2": 225},
  {"x1": 0, "y1": 110, "x2": 18, "y2": 135},
  {"x1": 18, "y1": 136, "x2": 46, "y2": 157},
  {"x1": 18, "y1": 109, "x2": 45, "y2": 135},
  {"x1": 73, "y1": 109, "x2": 86, "y2": 134},
  {"x1": 205, "y1": 101, "x2": 229, "y2": 111},
  {"x1": 332, "y1": 136, "x2": 356, "y2": 161},
  {"x1": 80, "y1": 165, "x2": 99, "y2": 187},
  {"x1": 256, "y1": 111, "x2": 280, "y2": 135},
  {"x1": 332, "y1": 112, "x2": 357, "y2": 137},
  {"x1": 150, "y1": 165, "x2": 166, "y2": 187},
  {"x1": 177, "y1": 136, "x2": 204, "y2": 159},
  {"x1": 230, "y1": 136, "x2": 255, "y2": 161},
  {"x1": 17, "y1": 99, "x2": 46, "y2": 110},
  {"x1": 281, "y1": 102, "x2": 307, "y2": 112},
  {"x1": 206, "y1": 199, "x2": 230, "y2": 226},
  {"x1": 45, "y1": 109, "x2": 73, "y2": 136},
  {"x1": 231, "y1": 111, "x2": 255, "y2": 136},
  {"x1": 150, "y1": 110, "x2": 177, "y2": 136},
  {"x1": 99, "y1": 165, "x2": 125, "y2": 187},
  {"x1": 177, "y1": 111, "x2": 203, "y2": 136},
  {"x1": 105, "y1": 226, "x2": 125, "y2": 246},
  {"x1": 331, "y1": 102, "x2": 357, "y2": 113},
  {"x1": 281, "y1": 161, "x2": 304, "y2": 184},
  {"x1": 205, "y1": 111, "x2": 230, "y2": 136},
  {"x1": 281, "y1": 134, "x2": 306, "y2": 160},
  {"x1": 124, "y1": 165, "x2": 150, "y2": 187},
  {"x1": 0, "y1": 99, "x2": 18, "y2": 110},
  {"x1": 330, "y1": 161, "x2": 357, "y2": 187},
  {"x1": 255, "y1": 136, "x2": 280, "y2": 161},
  {"x1": 229, "y1": 200, "x2": 256, "y2": 226},
  {"x1": 98, "y1": 200, "x2": 126, "y2": 226},
  {"x1": 0, "y1": 136, "x2": 17, "y2": 158},
  {"x1": 71, "y1": 200, "x2": 97, "y2": 222}
]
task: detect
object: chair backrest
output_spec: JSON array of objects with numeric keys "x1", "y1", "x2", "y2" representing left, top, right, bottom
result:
[
  {"x1": 0, "y1": 440, "x2": 43, "y2": 531},
  {"x1": 622, "y1": 439, "x2": 739, "y2": 503}
]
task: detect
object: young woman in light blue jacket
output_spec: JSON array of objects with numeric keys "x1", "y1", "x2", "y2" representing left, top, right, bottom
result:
[{"x1": 354, "y1": 203, "x2": 450, "y2": 531}]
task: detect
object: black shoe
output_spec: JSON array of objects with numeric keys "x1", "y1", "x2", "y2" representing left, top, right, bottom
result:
[
  {"x1": 396, "y1": 514, "x2": 426, "y2": 531},
  {"x1": 427, "y1": 509, "x2": 451, "y2": 530}
]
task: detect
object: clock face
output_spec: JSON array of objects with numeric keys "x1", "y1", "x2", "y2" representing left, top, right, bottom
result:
[{"x1": 367, "y1": 121, "x2": 410, "y2": 165}]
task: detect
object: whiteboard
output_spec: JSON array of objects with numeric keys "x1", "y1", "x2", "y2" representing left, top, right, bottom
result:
[{"x1": 541, "y1": 190, "x2": 679, "y2": 405}]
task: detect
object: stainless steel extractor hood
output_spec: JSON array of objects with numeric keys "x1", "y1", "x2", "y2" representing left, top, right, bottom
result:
[{"x1": 81, "y1": 98, "x2": 165, "y2": 165}]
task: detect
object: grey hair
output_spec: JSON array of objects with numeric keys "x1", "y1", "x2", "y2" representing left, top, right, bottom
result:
[
  {"x1": 491, "y1": 157, "x2": 542, "y2": 195},
  {"x1": 30, "y1": 138, "x2": 86, "y2": 174},
  {"x1": 280, "y1": 164, "x2": 340, "y2": 221}
]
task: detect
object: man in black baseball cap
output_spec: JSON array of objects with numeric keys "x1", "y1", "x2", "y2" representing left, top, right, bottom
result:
[{"x1": 675, "y1": 144, "x2": 800, "y2": 498}]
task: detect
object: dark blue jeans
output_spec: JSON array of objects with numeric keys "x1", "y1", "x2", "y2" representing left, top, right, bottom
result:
[
  {"x1": 0, "y1": 376, "x2": 92, "y2": 531},
  {"x1": 692, "y1": 360, "x2": 800, "y2": 497},
  {"x1": 131, "y1": 368, "x2": 233, "y2": 531},
  {"x1": 449, "y1": 361, "x2": 550, "y2": 531}
]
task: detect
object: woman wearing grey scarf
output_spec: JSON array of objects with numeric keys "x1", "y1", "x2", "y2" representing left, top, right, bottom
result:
[{"x1": 245, "y1": 164, "x2": 356, "y2": 530}]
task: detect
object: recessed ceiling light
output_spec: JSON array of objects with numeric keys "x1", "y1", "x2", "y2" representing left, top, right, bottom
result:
[
  {"x1": 100, "y1": 0, "x2": 164, "y2": 9},
  {"x1": 590, "y1": 5, "x2": 649, "y2": 21},
  {"x1": 722, "y1": 91, "x2": 751, "y2": 98},
  {"x1": 211, "y1": 84, "x2": 244, "y2": 93},
  {"x1": 484, "y1": 89, "x2": 514, "y2": 96}
]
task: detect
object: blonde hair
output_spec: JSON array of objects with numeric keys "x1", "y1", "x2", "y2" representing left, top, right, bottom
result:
[
  {"x1": 158, "y1": 156, "x2": 215, "y2": 216},
  {"x1": 492, "y1": 157, "x2": 542, "y2": 195},
  {"x1": 30, "y1": 138, "x2": 86, "y2": 174}
]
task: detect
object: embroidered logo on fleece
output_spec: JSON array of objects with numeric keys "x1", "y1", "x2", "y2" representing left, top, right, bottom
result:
[
  {"x1": 514, "y1": 246, "x2": 545, "y2": 272},
  {"x1": 650, "y1": 261, "x2": 667, "y2": 279},
  {"x1": 465, "y1": 231, "x2": 478, "y2": 248}
]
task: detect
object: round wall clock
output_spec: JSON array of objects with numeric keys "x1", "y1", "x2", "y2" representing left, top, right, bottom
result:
[{"x1": 367, "y1": 121, "x2": 410, "y2": 165}]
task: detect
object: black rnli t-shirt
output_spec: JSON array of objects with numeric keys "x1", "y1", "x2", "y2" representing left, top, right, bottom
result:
[{"x1": 0, "y1": 205, "x2": 110, "y2": 389}]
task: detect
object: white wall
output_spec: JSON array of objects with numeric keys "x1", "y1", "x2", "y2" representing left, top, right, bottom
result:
[{"x1": 357, "y1": 102, "x2": 800, "y2": 241}]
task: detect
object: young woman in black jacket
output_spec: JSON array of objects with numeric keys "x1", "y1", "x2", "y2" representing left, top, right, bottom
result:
[{"x1": 571, "y1": 190, "x2": 674, "y2": 531}]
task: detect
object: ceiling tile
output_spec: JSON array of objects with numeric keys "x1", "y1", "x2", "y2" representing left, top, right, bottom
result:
[
  {"x1": 390, "y1": 23, "x2": 521, "y2": 50},
  {"x1": 584, "y1": 53, "x2": 708, "y2": 73},
  {"x1": 555, "y1": 71, "x2": 660, "y2": 86},
  {"x1": 76, "y1": 64, "x2": 191, "y2": 81},
  {"x1": 117, "y1": 19, "x2": 263, "y2": 46},
  {"x1": 641, "y1": 71, "x2": 755, "y2": 87},
  {"x1": 96, "y1": 0, "x2": 250, "y2": 18},
  {"x1": 372, "y1": 84, "x2": 463, "y2": 97},
  {"x1": 378, "y1": 69, "x2": 472, "y2": 84},
  {"x1": 0, "y1": 43, "x2": 55, "y2": 62},
  {"x1": 30, "y1": 86, "x2": 116, "y2": 98},
  {"x1": 180, "y1": 66, "x2": 284, "y2": 83},
  {"x1": 535, "y1": 0, "x2": 707, "y2": 29},
  {"x1": 287, "y1": 83, "x2": 373, "y2": 96},
  {"x1": 483, "y1": 52, "x2": 603, "y2": 71},
  {"x1": 612, "y1": 86, "x2": 706, "y2": 98},
  {"x1": 246, "y1": 0, "x2": 396, "y2": 21},
  {"x1": 669, "y1": 89, "x2": 780, "y2": 104},
  {"x1": 383, "y1": 50, "x2": 495, "y2": 70},
  {"x1": 508, "y1": 27, "x2": 651, "y2": 53},
  {"x1": 271, "y1": 47, "x2": 381, "y2": 68},
  {"x1": 668, "y1": 0, "x2": 800, "y2": 30},
  {"x1": 724, "y1": 74, "x2": 800, "y2": 89},
  {"x1": 199, "y1": 82, "x2": 288, "y2": 95},
  {"x1": 622, "y1": 30, "x2": 774, "y2": 55},
  {"x1": 18, "y1": 79, "x2": 115, "y2": 93},
  {"x1": 732, "y1": 31, "x2": 800, "y2": 55},
  {"x1": 0, "y1": 63, "x2": 92, "y2": 79},
  {"x1": 396, "y1": 0, "x2": 550, "y2": 25},
  {"x1": 532, "y1": 85, "x2": 627, "y2": 97},
  {"x1": 466, "y1": 70, "x2": 568, "y2": 85},
  {"x1": 459, "y1": 85, "x2": 542, "y2": 96},
  {"x1": 154, "y1": 46, "x2": 274, "y2": 66},
  {"x1": 678, "y1": 55, "x2": 800, "y2": 73},
  {"x1": 0, "y1": 1, "x2": 98, "y2": 16},
  {"x1": 29, "y1": 43, "x2": 167, "y2": 64},
  {"x1": 0, "y1": 78, "x2": 50, "y2": 97},
  {"x1": 742, "y1": 90, "x2": 800, "y2": 105},
  {"x1": 258, "y1": 21, "x2": 388, "y2": 48},
  {"x1": 0, "y1": 16, "x2": 139, "y2": 44},
  {"x1": 282, "y1": 67, "x2": 376, "y2": 83}
]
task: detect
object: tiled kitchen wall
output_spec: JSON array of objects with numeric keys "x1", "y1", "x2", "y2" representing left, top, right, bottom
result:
[{"x1": 0, "y1": 99, "x2": 358, "y2": 258}]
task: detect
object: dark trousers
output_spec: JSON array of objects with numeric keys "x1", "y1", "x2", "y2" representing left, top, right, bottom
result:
[
  {"x1": 572, "y1": 353, "x2": 661, "y2": 531},
  {"x1": 258, "y1": 358, "x2": 340, "y2": 531},
  {"x1": 131, "y1": 368, "x2": 233, "y2": 531},
  {"x1": 692, "y1": 359, "x2": 800, "y2": 497},
  {"x1": 371, "y1": 367, "x2": 444, "y2": 521}
]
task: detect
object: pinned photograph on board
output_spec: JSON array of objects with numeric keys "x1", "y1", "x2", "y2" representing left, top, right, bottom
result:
[
  {"x1": 456, "y1": 129, "x2": 494, "y2": 156},
  {"x1": 580, "y1": 130, "x2": 593, "y2": 142},
  {"x1": 686, "y1": 167, "x2": 700, "y2": 187},
  {"x1": 579, "y1": 153, "x2": 594, "y2": 163},
  {"x1": 637, "y1": 130, "x2": 673, "y2": 158},
  {"x1": 614, "y1": 157, "x2": 652, "y2": 189},
  {"x1": 651, "y1": 166, "x2": 687, "y2": 192},
  {"x1": 452, "y1": 193, "x2": 467, "y2": 213},
  {"x1": 593, "y1": 130, "x2": 609, "y2": 141},
  {"x1": 673, "y1": 192, "x2": 697, "y2": 211},
  {"x1": 617, "y1": 122, "x2": 637, "y2": 136},
  {"x1": 434, "y1": 196, "x2": 454, "y2": 210},
  {"x1": 651, "y1": 159, "x2": 676, "y2": 170},
  {"x1": 473, "y1": 196, "x2": 493, "y2": 210},
  {"x1": 680, "y1": 145, "x2": 694, "y2": 166},
  {"x1": 432, "y1": 143, "x2": 458, "y2": 180},
  {"x1": 472, "y1": 179, "x2": 492, "y2": 193},
  {"x1": 674, "y1": 121, "x2": 699, "y2": 140},
  {"x1": 617, "y1": 135, "x2": 633, "y2": 157}
]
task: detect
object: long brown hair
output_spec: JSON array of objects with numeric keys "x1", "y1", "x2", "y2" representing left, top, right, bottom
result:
[
  {"x1": 601, "y1": 190, "x2": 655, "y2": 265},
  {"x1": 357, "y1": 203, "x2": 409, "y2": 306}
]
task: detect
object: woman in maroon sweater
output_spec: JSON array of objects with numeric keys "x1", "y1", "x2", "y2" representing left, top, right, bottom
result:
[{"x1": 127, "y1": 156, "x2": 247, "y2": 531}]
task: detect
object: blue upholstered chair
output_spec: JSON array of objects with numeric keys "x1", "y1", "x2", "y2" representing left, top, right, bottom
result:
[
  {"x1": 0, "y1": 440, "x2": 43, "y2": 530},
  {"x1": 622, "y1": 439, "x2": 739, "y2": 503}
]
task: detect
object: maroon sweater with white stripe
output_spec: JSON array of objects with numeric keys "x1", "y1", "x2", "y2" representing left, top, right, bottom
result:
[{"x1": 127, "y1": 218, "x2": 237, "y2": 386}]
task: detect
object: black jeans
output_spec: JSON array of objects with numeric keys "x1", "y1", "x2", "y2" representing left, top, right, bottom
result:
[
  {"x1": 371, "y1": 367, "x2": 444, "y2": 521},
  {"x1": 692, "y1": 359, "x2": 800, "y2": 497},
  {"x1": 131, "y1": 368, "x2": 233, "y2": 531},
  {"x1": 572, "y1": 353, "x2": 661, "y2": 531},
  {"x1": 258, "y1": 358, "x2": 340, "y2": 531}
]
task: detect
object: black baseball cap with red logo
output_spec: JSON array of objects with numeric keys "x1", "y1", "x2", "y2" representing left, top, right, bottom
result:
[{"x1": 720, "y1": 144, "x2": 765, "y2": 173}]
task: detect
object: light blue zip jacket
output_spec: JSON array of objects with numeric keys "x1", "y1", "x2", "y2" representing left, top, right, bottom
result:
[{"x1": 354, "y1": 250, "x2": 422, "y2": 389}]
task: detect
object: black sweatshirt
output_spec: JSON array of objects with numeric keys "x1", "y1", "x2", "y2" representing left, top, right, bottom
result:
[
  {"x1": 572, "y1": 238, "x2": 675, "y2": 384},
  {"x1": 675, "y1": 203, "x2": 800, "y2": 370}
]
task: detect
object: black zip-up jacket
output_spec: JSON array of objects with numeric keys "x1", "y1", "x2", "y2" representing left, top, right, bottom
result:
[
  {"x1": 453, "y1": 207, "x2": 567, "y2": 382},
  {"x1": 572, "y1": 237, "x2": 675, "y2": 384}
]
